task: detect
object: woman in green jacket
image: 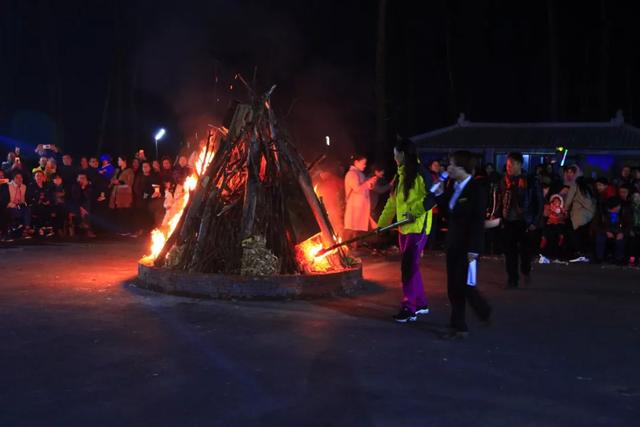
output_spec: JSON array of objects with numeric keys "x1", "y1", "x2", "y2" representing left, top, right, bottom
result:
[{"x1": 378, "y1": 139, "x2": 433, "y2": 323}]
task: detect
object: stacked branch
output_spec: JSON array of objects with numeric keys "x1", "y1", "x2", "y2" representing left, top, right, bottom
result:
[{"x1": 154, "y1": 87, "x2": 347, "y2": 275}]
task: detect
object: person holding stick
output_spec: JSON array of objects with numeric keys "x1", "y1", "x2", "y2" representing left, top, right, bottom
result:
[
  {"x1": 378, "y1": 139, "x2": 433, "y2": 323},
  {"x1": 431, "y1": 150, "x2": 492, "y2": 338}
]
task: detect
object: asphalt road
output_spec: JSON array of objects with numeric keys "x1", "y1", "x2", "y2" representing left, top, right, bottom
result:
[{"x1": 0, "y1": 239, "x2": 638, "y2": 426}]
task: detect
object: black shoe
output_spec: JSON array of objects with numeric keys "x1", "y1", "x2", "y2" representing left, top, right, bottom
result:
[
  {"x1": 504, "y1": 282, "x2": 518, "y2": 289},
  {"x1": 442, "y1": 330, "x2": 469, "y2": 340},
  {"x1": 415, "y1": 306, "x2": 430, "y2": 315},
  {"x1": 479, "y1": 316, "x2": 493, "y2": 328},
  {"x1": 393, "y1": 308, "x2": 417, "y2": 323}
]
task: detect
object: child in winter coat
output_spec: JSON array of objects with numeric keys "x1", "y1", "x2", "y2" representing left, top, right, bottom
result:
[{"x1": 541, "y1": 194, "x2": 568, "y2": 261}]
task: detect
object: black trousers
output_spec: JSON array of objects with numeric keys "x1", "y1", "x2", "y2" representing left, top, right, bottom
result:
[
  {"x1": 427, "y1": 212, "x2": 440, "y2": 250},
  {"x1": 542, "y1": 224, "x2": 567, "y2": 260},
  {"x1": 446, "y1": 249, "x2": 491, "y2": 332},
  {"x1": 631, "y1": 228, "x2": 640, "y2": 259},
  {"x1": 568, "y1": 222, "x2": 592, "y2": 258},
  {"x1": 485, "y1": 226, "x2": 502, "y2": 255},
  {"x1": 502, "y1": 220, "x2": 532, "y2": 286},
  {"x1": 31, "y1": 204, "x2": 53, "y2": 229}
]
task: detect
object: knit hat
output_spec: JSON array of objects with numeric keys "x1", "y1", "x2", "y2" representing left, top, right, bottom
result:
[{"x1": 550, "y1": 194, "x2": 564, "y2": 209}]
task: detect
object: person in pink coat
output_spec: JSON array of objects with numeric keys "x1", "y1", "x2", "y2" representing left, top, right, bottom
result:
[{"x1": 343, "y1": 154, "x2": 377, "y2": 245}]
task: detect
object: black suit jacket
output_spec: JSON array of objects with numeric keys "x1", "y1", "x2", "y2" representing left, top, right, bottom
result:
[{"x1": 439, "y1": 178, "x2": 487, "y2": 254}]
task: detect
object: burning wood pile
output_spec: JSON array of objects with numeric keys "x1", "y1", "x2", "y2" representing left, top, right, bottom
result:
[{"x1": 141, "y1": 86, "x2": 352, "y2": 275}]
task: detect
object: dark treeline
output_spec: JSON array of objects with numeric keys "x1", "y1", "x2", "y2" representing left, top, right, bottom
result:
[{"x1": 1, "y1": 1, "x2": 638, "y2": 164}]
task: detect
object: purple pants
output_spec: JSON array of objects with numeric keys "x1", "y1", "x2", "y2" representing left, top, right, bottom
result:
[{"x1": 398, "y1": 233, "x2": 428, "y2": 312}]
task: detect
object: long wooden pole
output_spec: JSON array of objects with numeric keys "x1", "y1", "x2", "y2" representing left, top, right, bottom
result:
[
  {"x1": 316, "y1": 217, "x2": 413, "y2": 257},
  {"x1": 263, "y1": 94, "x2": 338, "y2": 249}
]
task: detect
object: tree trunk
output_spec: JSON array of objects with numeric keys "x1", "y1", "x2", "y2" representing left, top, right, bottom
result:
[
  {"x1": 547, "y1": 0, "x2": 559, "y2": 120},
  {"x1": 375, "y1": 0, "x2": 388, "y2": 162},
  {"x1": 626, "y1": 67, "x2": 633, "y2": 123},
  {"x1": 130, "y1": 57, "x2": 138, "y2": 150},
  {"x1": 599, "y1": 0, "x2": 609, "y2": 118},
  {"x1": 580, "y1": 41, "x2": 591, "y2": 118},
  {"x1": 97, "y1": 72, "x2": 113, "y2": 156},
  {"x1": 443, "y1": 0, "x2": 457, "y2": 121},
  {"x1": 403, "y1": 23, "x2": 415, "y2": 133}
]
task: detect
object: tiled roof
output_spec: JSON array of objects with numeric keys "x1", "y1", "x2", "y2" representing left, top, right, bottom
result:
[{"x1": 411, "y1": 114, "x2": 640, "y2": 153}]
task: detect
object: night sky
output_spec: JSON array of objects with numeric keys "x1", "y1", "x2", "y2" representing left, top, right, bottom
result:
[{"x1": 1, "y1": 0, "x2": 638, "y2": 163}]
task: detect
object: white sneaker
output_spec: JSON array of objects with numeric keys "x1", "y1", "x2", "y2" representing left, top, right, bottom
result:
[
  {"x1": 569, "y1": 256, "x2": 589, "y2": 263},
  {"x1": 415, "y1": 306, "x2": 430, "y2": 315},
  {"x1": 538, "y1": 255, "x2": 551, "y2": 264}
]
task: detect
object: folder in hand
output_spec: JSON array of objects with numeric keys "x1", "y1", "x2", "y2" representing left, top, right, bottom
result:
[{"x1": 467, "y1": 259, "x2": 477, "y2": 286}]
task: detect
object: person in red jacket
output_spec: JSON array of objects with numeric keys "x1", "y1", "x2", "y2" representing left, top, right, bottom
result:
[{"x1": 595, "y1": 177, "x2": 616, "y2": 205}]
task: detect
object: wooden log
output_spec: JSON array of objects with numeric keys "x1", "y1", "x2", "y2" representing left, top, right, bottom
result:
[
  {"x1": 154, "y1": 134, "x2": 231, "y2": 267},
  {"x1": 227, "y1": 104, "x2": 253, "y2": 141},
  {"x1": 307, "y1": 154, "x2": 326, "y2": 172},
  {"x1": 189, "y1": 186, "x2": 221, "y2": 270},
  {"x1": 240, "y1": 128, "x2": 259, "y2": 239},
  {"x1": 317, "y1": 195, "x2": 348, "y2": 262},
  {"x1": 179, "y1": 136, "x2": 231, "y2": 243},
  {"x1": 263, "y1": 99, "x2": 337, "y2": 249},
  {"x1": 278, "y1": 140, "x2": 336, "y2": 249}
]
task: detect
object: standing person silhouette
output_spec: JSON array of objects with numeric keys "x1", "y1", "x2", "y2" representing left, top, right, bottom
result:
[
  {"x1": 431, "y1": 151, "x2": 492, "y2": 338},
  {"x1": 378, "y1": 140, "x2": 434, "y2": 323}
]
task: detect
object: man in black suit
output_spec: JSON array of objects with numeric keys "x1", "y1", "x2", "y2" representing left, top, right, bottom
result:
[{"x1": 432, "y1": 151, "x2": 492, "y2": 339}]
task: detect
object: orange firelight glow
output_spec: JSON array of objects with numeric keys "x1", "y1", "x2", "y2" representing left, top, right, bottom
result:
[
  {"x1": 295, "y1": 233, "x2": 344, "y2": 273},
  {"x1": 140, "y1": 140, "x2": 216, "y2": 265}
]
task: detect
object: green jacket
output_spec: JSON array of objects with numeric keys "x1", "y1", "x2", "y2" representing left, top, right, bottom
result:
[{"x1": 378, "y1": 166, "x2": 433, "y2": 235}]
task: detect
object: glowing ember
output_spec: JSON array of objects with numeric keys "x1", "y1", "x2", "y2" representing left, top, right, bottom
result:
[
  {"x1": 140, "y1": 139, "x2": 216, "y2": 265},
  {"x1": 295, "y1": 233, "x2": 343, "y2": 273}
]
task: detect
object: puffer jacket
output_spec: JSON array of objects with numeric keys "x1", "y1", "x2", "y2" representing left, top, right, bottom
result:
[
  {"x1": 568, "y1": 187, "x2": 595, "y2": 230},
  {"x1": 378, "y1": 165, "x2": 433, "y2": 235}
]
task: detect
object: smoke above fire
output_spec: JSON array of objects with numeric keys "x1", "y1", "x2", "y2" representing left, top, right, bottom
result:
[{"x1": 130, "y1": 0, "x2": 373, "y2": 160}]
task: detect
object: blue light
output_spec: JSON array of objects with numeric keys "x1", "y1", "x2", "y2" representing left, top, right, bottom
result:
[{"x1": 560, "y1": 149, "x2": 569, "y2": 167}]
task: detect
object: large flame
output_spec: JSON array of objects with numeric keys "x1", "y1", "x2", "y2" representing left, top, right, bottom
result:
[
  {"x1": 140, "y1": 141, "x2": 216, "y2": 265},
  {"x1": 295, "y1": 233, "x2": 343, "y2": 273}
]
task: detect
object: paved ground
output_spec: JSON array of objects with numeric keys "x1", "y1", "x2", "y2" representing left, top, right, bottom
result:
[{"x1": 0, "y1": 239, "x2": 639, "y2": 426}]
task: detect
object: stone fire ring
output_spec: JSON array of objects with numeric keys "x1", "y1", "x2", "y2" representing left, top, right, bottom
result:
[{"x1": 137, "y1": 262, "x2": 363, "y2": 299}]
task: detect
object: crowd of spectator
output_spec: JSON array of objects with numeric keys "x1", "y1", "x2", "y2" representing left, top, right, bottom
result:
[
  {"x1": 3, "y1": 143, "x2": 640, "y2": 267},
  {"x1": 0, "y1": 144, "x2": 193, "y2": 242},
  {"x1": 473, "y1": 160, "x2": 640, "y2": 266},
  {"x1": 315, "y1": 153, "x2": 640, "y2": 268}
]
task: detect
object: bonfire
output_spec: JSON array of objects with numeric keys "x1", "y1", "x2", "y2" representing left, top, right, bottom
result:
[{"x1": 140, "y1": 85, "x2": 351, "y2": 275}]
